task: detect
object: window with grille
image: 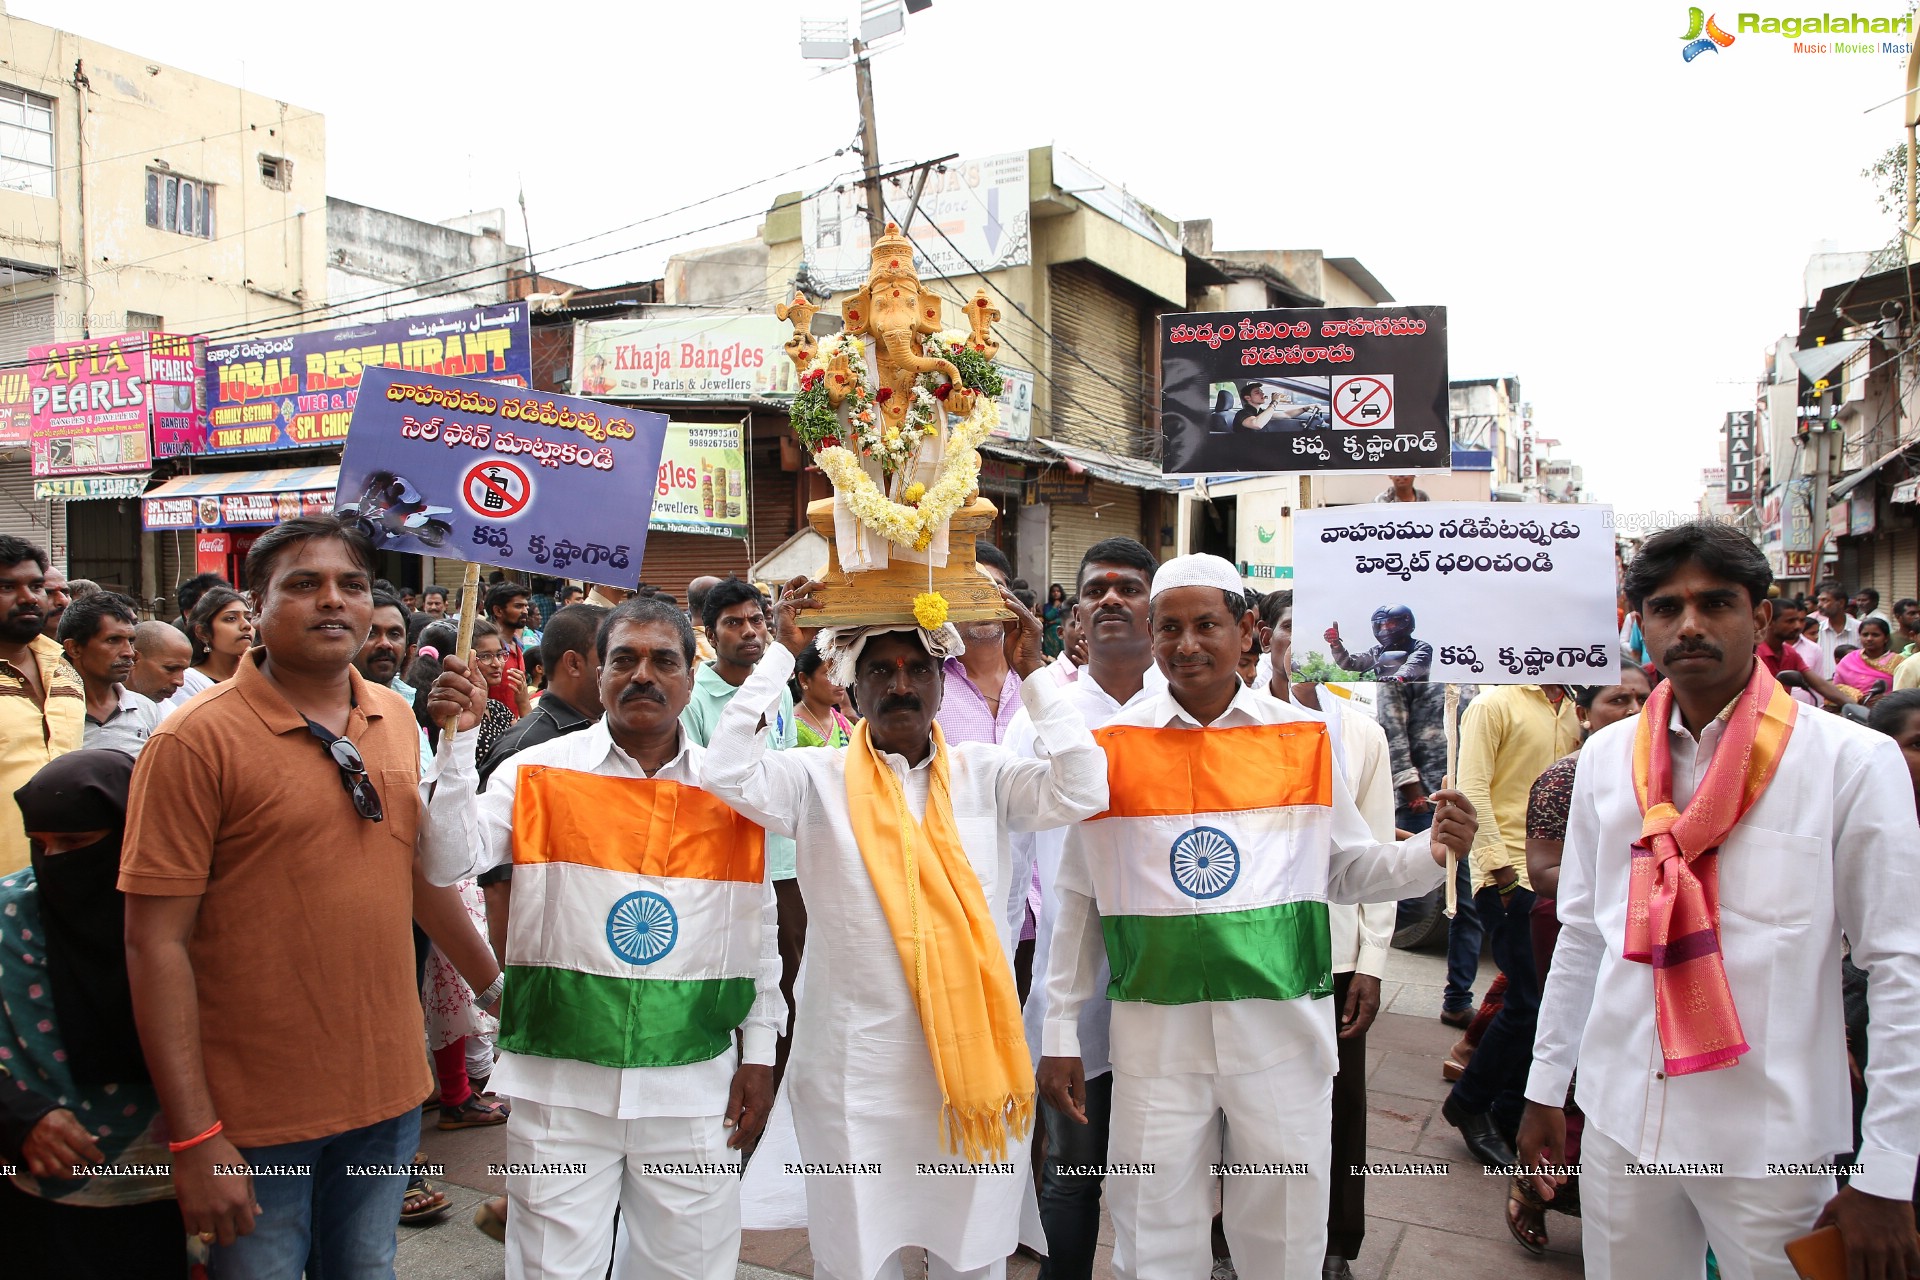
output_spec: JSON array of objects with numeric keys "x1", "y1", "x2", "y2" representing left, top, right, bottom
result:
[
  {"x1": 0, "y1": 86, "x2": 54, "y2": 198},
  {"x1": 145, "y1": 170, "x2": 214, "y2": 238},
  {"x1": 258, "y1": 154, "x2": 291, "y2": 191}
]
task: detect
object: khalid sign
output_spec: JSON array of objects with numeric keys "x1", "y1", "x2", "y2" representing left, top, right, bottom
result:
[
  {"x1": 334, "y1": 367, "x2": 668, "y2": 580},
  {"x1": 26, "y1": 331, "x2": 204, "y2": 477},
  {"x1": 203, "y1": 302, "x2": 532, "y2": 454}
]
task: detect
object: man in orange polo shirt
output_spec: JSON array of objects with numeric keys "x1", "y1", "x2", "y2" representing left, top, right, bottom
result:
[{"x1": 122, "y1": 517, "x2": 483, "y2": 1275}]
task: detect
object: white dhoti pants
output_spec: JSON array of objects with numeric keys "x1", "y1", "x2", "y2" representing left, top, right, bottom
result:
[
  {"x1": 817, "y1": 1250, "x2": 1007, "y2": 1280},
  {"x1": 1107, "y1": 1053, "x2": 1332, "y2": 1280},
  {"x1": 1580, "y1": 1125, "x2": 1834, "y2": 1280},
  {"x1": 503, "y1": 1097, "x2": 740, "y2": 1280}
]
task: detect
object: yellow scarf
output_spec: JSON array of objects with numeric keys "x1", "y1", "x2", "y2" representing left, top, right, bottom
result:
[{"x1": 843, "y1": 718, "x2": 1035, "y2": 1161}]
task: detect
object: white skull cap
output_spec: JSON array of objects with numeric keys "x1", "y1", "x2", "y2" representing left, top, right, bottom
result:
[{"x1": 1149, "y1": 553, "x2": 1246, "y2": 601}]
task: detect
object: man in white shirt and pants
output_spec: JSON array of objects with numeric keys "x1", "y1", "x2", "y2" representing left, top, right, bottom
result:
[
  {"x1": 1519, "y1": 521, "x2": 1920, "y2": 1279},
  {"x1": 1039, "y1": 554, "x2": 1476, "y2": 1280},
  {"x1": 422, "y1": 597, "x2": 781, "y2": 1280}
]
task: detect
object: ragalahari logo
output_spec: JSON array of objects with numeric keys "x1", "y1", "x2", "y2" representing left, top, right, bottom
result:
[{"x1": 1681, "y1": 8, "x2": 1737, "y2": 59}]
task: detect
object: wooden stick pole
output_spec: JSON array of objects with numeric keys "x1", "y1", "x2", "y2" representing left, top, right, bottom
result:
[
  {"x1": 443, "y1": 561, "x2": 482, "y2": 738},
  {"x1": 1441, "y1": 682, "x2": 1462, "y2": 919}
]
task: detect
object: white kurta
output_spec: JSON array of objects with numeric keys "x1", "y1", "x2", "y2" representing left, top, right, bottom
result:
[{"x1": 702, "y1": 643, "x2": 1108, "y2": 1280}]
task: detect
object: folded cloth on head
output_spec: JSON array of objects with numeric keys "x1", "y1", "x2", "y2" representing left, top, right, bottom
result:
[{"x1": 816, "y1": 622, "x2": 966, "y2": 687}]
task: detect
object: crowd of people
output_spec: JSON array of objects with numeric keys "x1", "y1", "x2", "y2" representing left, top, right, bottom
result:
[{"x1": 0, "y1": 515, "x2": 1915, "y2": 1280}]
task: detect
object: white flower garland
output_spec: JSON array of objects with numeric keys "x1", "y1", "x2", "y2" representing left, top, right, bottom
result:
[{"x1": 817, "y1": 398, "x2": 999, "y2": 551}]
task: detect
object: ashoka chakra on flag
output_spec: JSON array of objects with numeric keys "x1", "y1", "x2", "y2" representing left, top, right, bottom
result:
[
  {"x1": 1169, "y1": 826, "x2": 1240, "y2": 899},
  {"x1": 606, "y1": 890, "x2": 678, "y2": 964}
]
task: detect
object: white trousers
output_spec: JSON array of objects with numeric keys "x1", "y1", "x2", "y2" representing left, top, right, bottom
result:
[
  {"x1": 816, "y1": 1250, "x2": 1007, "y2": 1280},
  {"x1": 1581, "y1": 1125, "x2": 1834, "y2": 1280},
  {"x1": 1107, "y1": 1054, "x2": 1332, "y2": 1280},
  {"x1": 503, "y1": 1097, "x2": 740, "y2": 1280}
]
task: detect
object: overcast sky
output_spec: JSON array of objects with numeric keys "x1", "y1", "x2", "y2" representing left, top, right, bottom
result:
[{"x1": 32, "y1": 0, "x2": 1912, "y2": 519}]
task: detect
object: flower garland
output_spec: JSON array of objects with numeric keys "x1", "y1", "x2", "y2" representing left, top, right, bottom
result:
[{"x1": 815, "y1": 398, "x2": 1000, "y2": 552}]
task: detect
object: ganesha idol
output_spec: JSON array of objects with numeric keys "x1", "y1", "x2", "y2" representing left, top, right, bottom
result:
[{"x1": 776, "y1": 222, "x2": 1011, "y2": 626}]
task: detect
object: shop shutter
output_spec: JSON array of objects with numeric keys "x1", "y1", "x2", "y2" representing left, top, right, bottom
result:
[
  {"x1": 1047, "y1": 480, "x2": 1142, "y2": 589},
  {"x1": 1893, "y1": 527, "x2": 1920, "y2": 604},
  {"x1": 1047, "y1": 264, "x2": 1150, "y2": 461},
  {"x1": 1874, "y1": 532, "x2": 1896, "y2": 607},
  {"x1": 0, "y1": 294, "x2": 56, "y2": 368},
  {"x1": 0, "y1": 298, "x2": 62, "y2": 570},
  {"x1": 0, "y1": 461, "x2": 62, "y2": 570}
]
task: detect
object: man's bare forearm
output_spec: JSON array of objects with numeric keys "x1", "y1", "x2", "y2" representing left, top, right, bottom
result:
[{"x1": 124, "y1": 896, "x2": 219, "y2": 1135}]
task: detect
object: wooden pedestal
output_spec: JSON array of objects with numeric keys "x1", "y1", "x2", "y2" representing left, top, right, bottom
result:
[{"x1": 802, "y1": 496, "x2": 1014, "y2": 626}]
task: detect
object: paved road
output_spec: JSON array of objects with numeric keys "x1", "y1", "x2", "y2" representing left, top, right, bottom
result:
[{"x1": 398, "y1": 943, "x2": 1583, "y2": 1279}]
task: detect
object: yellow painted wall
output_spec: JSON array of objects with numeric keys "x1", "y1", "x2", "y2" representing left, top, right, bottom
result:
[{"x1": 0, "y1": 13, "x2": 327, "y2": 340}]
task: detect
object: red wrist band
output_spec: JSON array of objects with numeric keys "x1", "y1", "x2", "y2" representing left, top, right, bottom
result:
[{"x1": 167, "y1": 1120, "x2": 223, "y2": 1153}]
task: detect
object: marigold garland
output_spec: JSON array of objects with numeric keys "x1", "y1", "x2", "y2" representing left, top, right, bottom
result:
[
  {"x1": 912, "y1": 591, "x2": 950, "y2": 630},
  {"x1": 815, "y1": 400, "x2": 999, "y2": 551}
]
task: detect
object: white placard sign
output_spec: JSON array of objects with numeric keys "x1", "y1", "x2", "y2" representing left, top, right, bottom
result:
[{"x1": 1291, "y1": 502, "x2": 1620, "y2": 686}]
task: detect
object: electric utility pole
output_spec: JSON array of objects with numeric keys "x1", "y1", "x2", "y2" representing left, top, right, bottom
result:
[{"x1": 853, "y1": 39, "x2": 886, "y2": 236}]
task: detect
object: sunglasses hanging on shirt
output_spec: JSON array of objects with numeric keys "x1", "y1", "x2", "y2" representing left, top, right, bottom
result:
[{"x1": 303, "y1": 715, "x2": 384, "y2": 823}]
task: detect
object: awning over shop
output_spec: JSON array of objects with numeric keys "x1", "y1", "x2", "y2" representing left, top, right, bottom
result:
[
  {"x1": 1791, "y1": 339, "x2": 1868, "y2": 387},
  {"x1": 34, "y1": 474, "x2": 150, "y2": 502},
  {"x1": 1039, "y1": 439, "x2": 1180, "y2": 493},
  {"x1": 1829, "y1": 443, "x2": 1919, "y2": 500},
  {"x1": 142, "y1": 465, "x2": 340, "y2": 531}
]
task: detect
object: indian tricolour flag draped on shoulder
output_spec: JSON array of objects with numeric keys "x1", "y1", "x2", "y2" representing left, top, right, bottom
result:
[
  {"x1": 1081, "y1": 721, "x2": 1335, "y2": 1005},
  {"x1": 500, "y1": 766, "x2": 766, "y2": 1068}
]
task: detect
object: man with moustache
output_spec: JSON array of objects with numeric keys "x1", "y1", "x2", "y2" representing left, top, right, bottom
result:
[
  {"x1": 354, "y1": 589, "x2": 417, "y2": 705},
  {"x1": 1519, "y1": 521, "x2": 1920, "y2": 1279},
  {"x1": 129, "y1": 620, "x2": 194, "y2": 709},
  {"x1": 59, "y1": 590, "x2": 162, "y2": 756},
  {"x1": 420, "y1": 595, "x2": 781, "y2": 1280},
  {"x1": 1005, "y1": 536, "x2": 1164, "y2": 1280},
  {"x1": 39, "y1": 566, "x2": 71, "y2": 641},
  {"x1": 1039, "y1": 553, "x2": 1475, "y2": 1280},
  {"x1": 703, "y1": 577, "x2": 1107, "y2": 1280},
  {"x1": 0, "y1": 535, "x2": 83, "y2": 874}
]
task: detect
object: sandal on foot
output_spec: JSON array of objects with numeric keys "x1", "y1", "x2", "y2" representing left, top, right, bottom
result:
[
  {"x1": 401, "y1": 1177, "x2": 450, "y2": 1224},
  {"x1": 437, "y1": 1095, "x2": 511, "y2": 1130},
  {"x1": 1506, "y1": 1176, "x2": 1548, "y2": 1254},
  {"x1": 474, "y1": 1196, "x2": 508, "y2": 1243}
]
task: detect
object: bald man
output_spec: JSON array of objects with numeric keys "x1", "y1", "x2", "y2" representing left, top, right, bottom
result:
[{"x1": 129, "y1": 620, "x2": 194, "y2": 709}]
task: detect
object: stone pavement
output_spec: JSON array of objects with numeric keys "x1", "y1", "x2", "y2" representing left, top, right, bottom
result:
[{"x1": 397, "y1": 943, "x2": 1584, "y2": 1279}]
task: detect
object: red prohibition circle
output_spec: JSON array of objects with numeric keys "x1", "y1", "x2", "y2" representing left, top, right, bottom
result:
[
  {"x1": 461, "y1": 459, "x2": 533, "y2": 519},
  {"x1": 1334, "y1": 377, "x2": 1393, "y2": 427}
]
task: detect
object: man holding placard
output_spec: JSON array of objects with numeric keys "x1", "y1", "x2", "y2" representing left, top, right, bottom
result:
[
  {"x1": 1038, "y1": 553, "x2": 1477, "y2": 1280},
  {"x1": 421, "y1": 596, "x2": 780, "y2": 1280}
]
